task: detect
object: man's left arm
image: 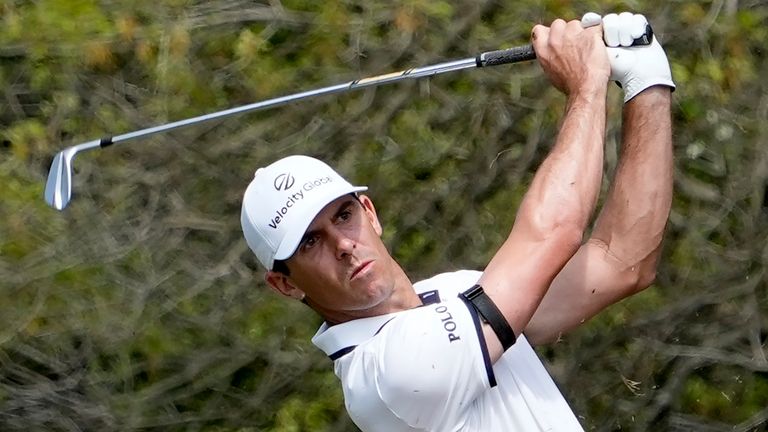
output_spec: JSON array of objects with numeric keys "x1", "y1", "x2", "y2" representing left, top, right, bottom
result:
[
  {"x1": 525, "y1": 85, "x2": 672, "y2": 344},
  {"x1": 524, "y1": 13, "x2": 675, "y2": 344}
]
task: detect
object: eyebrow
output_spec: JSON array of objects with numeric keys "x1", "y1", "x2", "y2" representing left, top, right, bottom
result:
[
  {"x1": 299, "y1": 199, "x2": 358, "y2": 246},
  {"x1": 332, "y1": 199, "x2": 357, "y2": 220}
]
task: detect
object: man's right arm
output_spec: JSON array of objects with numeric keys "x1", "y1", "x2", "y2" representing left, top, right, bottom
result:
[{"x1": 477, "y1": 19, "x2": 610, "y2": 361}]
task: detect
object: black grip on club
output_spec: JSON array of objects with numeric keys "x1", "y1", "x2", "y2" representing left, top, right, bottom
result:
[
  {"x1": 476, "y1": 24, "x2": 654, "y2": 68},
  {"x1": 476, "y1": 45, "x2": 536, "y2": 68}
]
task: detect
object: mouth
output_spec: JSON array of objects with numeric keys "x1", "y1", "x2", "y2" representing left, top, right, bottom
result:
[{"x1": 350, "y1": 260, "x2": 373, "y2": 280}]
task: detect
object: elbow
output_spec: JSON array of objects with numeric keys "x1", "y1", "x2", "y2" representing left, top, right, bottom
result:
[
  {"x1": 519, "y1": 220, "x2": 585, "y2": 264},
  {"x1": 547, "y1": 202, "x2": 591, "y2": 250},
  {"x1": 616, "y1": 253, "x2": 661, "y2": 296},
  {"x1": 521, "y1": 206, "x2": 587, "y2": 255},
  {"x1": 550, "y1": 223, "x2": 587, "y2": 258},
  {"x1": 590, "y1": 238, "x2": 662, "y2": 296},
  {"x1": 631, "y1": 256, "x2": 660, "y2": 293},
  {"x1": 540, "y1": 224, "x2": 586, "y2": 269},
  {"x1": 628, "y1": 239, "x2": 664, "y2": 293}
]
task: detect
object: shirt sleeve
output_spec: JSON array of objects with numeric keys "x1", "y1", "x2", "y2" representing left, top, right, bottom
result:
[{"x1": 367, "y1": 296, "x2": 495, "y2": 431}]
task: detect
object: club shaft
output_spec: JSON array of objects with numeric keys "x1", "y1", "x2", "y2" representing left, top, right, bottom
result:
[
  {"x1": 110, "y1": 82, "x2": 355, "y2": 144},
  {"x1": 105, "y1": 45, "x2": 535, "y2": 146},
  {"x1": 110, "y1": 58, "x2": 475, "y2": 144}
]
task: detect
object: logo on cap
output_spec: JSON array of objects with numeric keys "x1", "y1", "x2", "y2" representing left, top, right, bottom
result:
[{"x1": 274, "y1": 173, "x2": 295, "y2": 191}]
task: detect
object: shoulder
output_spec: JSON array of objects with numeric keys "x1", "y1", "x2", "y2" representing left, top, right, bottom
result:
[
  {"x1": 339, "y1": 296, "x2": 492, "y2": 430},
  {"x1": 414, "y1": 269, "x2": 482, "y2": 297}
]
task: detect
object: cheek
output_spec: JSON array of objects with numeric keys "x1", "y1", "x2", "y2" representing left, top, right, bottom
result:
[
  {"x1": 291, "y1": 258, "x2": 342, "y2": 293},
  {"x1": 369, "y1": 234, "x2": 390, "y2": 258}
]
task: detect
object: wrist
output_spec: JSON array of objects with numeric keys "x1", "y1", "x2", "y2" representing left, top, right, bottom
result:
[
  {"x1": 624, "y1": 85, "x2": 672, "y2": 108},
  {"x1": 568, "y1": 80, "x2": 608, "y2": 104},
  {"x1": 623, "y1": 78, "x2": 675, "y2": 103}
]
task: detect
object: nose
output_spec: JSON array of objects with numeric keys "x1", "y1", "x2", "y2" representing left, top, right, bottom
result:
[{"x1": 332, "y1": 229, "x2": 356, "y2": 260}]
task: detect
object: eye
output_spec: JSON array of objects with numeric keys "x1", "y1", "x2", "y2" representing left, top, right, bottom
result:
[
  {"x1": 301, "y1": 234, "x2": 319, "y2": 251},
  {"x1": 338, "y1": 208, "x2": 353, "y2": 221}
]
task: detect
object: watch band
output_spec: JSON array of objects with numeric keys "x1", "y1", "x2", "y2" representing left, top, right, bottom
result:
[{"x1": 460, "y1": 284, "x2": 517, "y2": 351}]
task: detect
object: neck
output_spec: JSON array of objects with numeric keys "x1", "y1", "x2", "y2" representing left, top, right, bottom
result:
[{"x1": 314, "y1": 260, "x2": 421, "y2": 326}]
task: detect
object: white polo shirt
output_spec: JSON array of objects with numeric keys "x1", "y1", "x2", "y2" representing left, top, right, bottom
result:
[{"x1": 312, "y1": 270, "x2": 584, "y2": 432}]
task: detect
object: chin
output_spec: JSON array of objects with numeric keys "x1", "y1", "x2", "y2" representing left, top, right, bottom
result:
[{"x1": 358, "y1": 285, "x2": 393, "y2": 311}]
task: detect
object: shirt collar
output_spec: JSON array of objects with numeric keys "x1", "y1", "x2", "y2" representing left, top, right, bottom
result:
[
  {"x1": 311, "y1": 288, "x2": 443, "y2": 358},
  {"x1": 311, "y1": 312, "x2": 399, "y2": 358}
]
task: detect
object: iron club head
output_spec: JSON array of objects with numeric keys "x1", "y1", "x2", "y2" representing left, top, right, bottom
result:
[
  {"x1": 44, "y1": 140, "x2": 102, "y2": 210},
  {"x1": 44, "y1": 148, "x2": 75, "y2": 211}
]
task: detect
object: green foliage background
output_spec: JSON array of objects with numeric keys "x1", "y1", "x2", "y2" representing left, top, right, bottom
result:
[{"x1": 1, "y1": 0, "x2": 767, "y2": 430}]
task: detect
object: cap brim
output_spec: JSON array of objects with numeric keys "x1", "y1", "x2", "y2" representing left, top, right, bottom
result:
[{"x1": 273, "y1": 185, "x2": 368, "y2": 263}]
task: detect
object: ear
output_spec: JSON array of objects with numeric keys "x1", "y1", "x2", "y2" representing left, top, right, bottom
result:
[
  {"x1": 265, "y1": 271, "x2": 306, "y2": 301},
  {"x1": 358, "y1": 194, "x2": 383, "y2": 236}
]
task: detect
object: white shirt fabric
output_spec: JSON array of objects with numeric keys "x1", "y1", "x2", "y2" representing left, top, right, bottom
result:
[{"x1": 311, "y1": 270, "x2": 584, "y2": 432}]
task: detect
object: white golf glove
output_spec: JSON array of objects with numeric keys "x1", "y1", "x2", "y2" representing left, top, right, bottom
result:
[{"x1": 582, "y1": 12, "x2": 676, "y2": 103}]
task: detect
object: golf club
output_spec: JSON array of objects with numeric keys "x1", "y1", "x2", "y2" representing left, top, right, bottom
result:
[{"x1": 44, "y1": 25, "x2": 652, "y2": 210}]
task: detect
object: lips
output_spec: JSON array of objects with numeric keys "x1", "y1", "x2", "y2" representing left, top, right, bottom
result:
[{"x1": 350, "y1": 260, "x2": 373, "y2": 280}]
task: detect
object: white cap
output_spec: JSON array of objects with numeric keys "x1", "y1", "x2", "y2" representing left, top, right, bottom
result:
[{"x1": 241, "y1": 155, "x2": 367, "y2": 270}]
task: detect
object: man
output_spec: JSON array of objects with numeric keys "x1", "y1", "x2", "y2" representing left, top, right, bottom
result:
[{"x1": 240, "y1": 12, "x2": 674, "y2": 432}]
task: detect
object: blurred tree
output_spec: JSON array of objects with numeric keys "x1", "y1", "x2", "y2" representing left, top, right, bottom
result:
[{"x1": 1, "y1": 0, "x2": 767, "y2": 431}]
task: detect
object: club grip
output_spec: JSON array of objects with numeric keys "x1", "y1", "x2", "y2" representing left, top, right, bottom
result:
[
  {"x1": 476, "y1": 45, "x2": 536, "y2": 67},
  {"x1": 476, "y1": 24, "x2": 654, "y2": 68}
]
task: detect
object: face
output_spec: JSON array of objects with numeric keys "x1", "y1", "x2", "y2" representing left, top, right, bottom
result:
[{"x1": 265, "y1": 194, "x2": 401, "y2": 323}]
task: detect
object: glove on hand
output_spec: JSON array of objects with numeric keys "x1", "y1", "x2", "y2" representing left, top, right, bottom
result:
[{"x1": 583, "y1": 12, "x2": 676, "y2": 103}]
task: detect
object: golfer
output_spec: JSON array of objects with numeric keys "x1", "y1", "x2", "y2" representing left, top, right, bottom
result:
[{"x1": 240, "y1": 12, "x2": 674, "y2": 432}]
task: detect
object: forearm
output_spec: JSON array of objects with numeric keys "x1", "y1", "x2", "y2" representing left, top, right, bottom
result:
[
  {"x1": 518, "y1": 88, "x2": 607, "y2": 239},
  {"x1": 481, "y1": 87, "x2": 607, "y2": 336},
  {"x1": 477, "y1": 19, "x2": 611, "y2": 360},
  {"x1": 591, "y1": 86, "x2": 673, "y2": 286}
]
